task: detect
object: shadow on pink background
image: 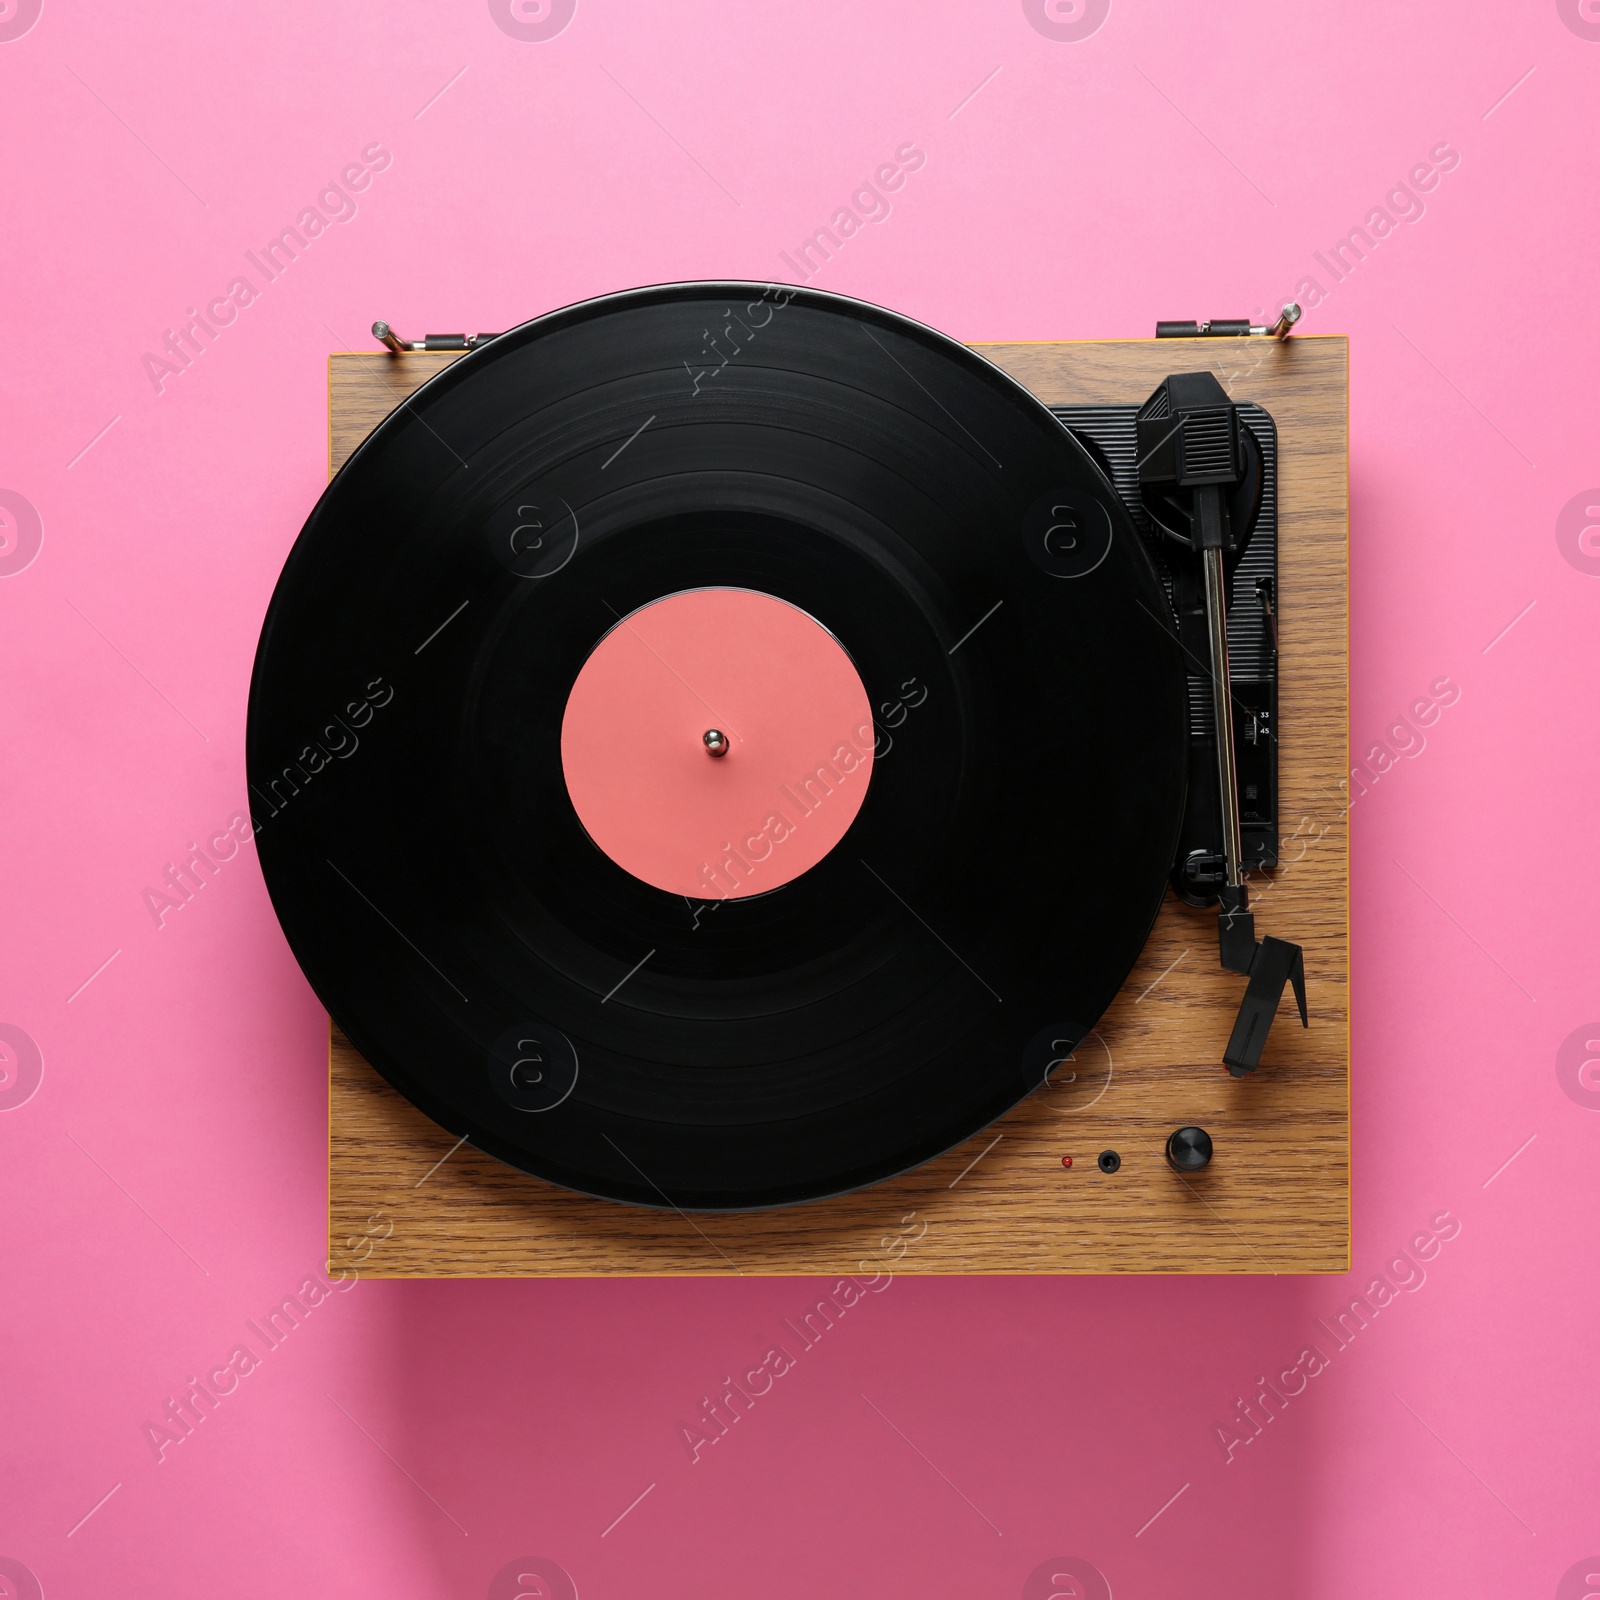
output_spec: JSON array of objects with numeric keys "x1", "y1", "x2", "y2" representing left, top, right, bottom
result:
[{"x1": 2, "y1": 1, "x2": 1597, "y2": 1594}]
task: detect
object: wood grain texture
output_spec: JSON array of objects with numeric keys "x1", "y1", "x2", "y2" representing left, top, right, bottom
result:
[{"x1": 325, "y1": 336, "x2": 1349, "y2": 1277}]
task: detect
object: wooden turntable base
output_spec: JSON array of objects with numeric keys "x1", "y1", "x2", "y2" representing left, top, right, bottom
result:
[{"x1": 324, "y1": 333, "x2": 1349, "y2": 1277}]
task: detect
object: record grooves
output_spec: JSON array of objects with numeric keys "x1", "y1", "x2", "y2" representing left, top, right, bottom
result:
[{"x1": 248, "y1": 283, "x2": 1187, "y2": 1210}]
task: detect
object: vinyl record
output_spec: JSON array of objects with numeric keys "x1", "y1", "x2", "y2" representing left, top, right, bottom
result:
[{"x1": 246, "y1": 282, "x2": 1187, "y2": 1210}]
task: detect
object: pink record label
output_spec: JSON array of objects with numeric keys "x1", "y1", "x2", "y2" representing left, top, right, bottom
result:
[{"x1": 560, "y1": 587, "x2": 875, "y2": 899}]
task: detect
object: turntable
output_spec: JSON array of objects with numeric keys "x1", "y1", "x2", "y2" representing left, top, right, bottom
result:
[{"x1": 248, "y1": 285, "x2": 1348, "y2": 1275}]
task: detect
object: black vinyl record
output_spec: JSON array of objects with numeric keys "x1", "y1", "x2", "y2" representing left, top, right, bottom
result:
[{"x1": 246, "y1": 283, "x2": 1186, "y2": 1210}]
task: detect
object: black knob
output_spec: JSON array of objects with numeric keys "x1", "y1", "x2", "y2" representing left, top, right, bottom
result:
[
  {"x1": 1097, "y1": 1149, "x2": 1121, "y2": 1174},
  {"x1": 1166, "y1": 1126, "x2": 1213, "y2": 1171}
]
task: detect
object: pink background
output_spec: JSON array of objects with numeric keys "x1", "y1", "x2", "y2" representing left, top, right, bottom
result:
[{"x1": 2, "y1": 1, "x2": 1598, "y2": 1595}]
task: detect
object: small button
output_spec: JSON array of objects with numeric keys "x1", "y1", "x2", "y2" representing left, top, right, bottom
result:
[{"x1": 1165, "y1": 1126, "x2": 1213, "y2": 1171}]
